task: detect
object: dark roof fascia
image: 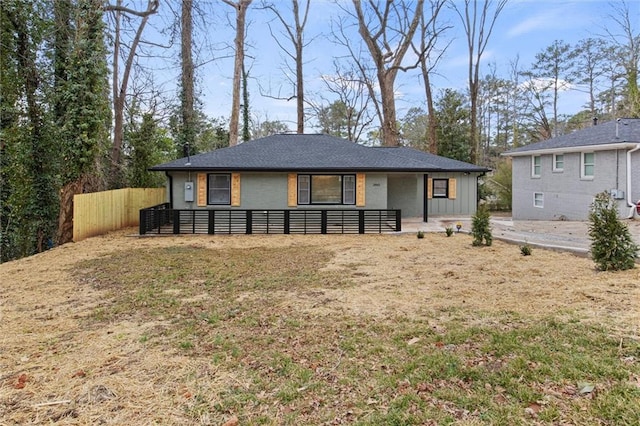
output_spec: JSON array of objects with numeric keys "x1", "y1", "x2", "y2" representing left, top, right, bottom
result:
[{"x1": 156, "y1": 166, "x2": 489, "y2": 173}]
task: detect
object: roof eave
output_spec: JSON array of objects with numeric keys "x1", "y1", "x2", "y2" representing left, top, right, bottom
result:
[
  {"x1": 150, "y1": 166, "x2": 489, "y2": 173},
  {"x1": 502, "y1": 142, "x2": 640, "y2": 157}
]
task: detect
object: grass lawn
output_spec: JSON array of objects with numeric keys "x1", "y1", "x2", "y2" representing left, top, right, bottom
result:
[{"x1": 1, "y1": 231, "x2": 639, "y2": 424}]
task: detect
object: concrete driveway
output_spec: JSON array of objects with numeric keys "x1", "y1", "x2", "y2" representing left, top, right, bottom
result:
[{"x1": 403, "y1": 215, "x2": 640, "y2": 256}]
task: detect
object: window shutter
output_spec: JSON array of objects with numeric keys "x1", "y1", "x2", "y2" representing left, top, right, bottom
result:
[
  {"x1": 287, "y1": 173, "x2": 297, "y2": 207},
  {"x1": 427, "y1": 178, "x2": 433, "y2": 199},
  {"x1": 197, "y1": 173, "x2": 207, "y2": 206},
  {"x1": 231, "y1": 173, "x2": 241, "y2": 206},
  {"x1": 448, "y1": 178, "x2": 457, "y2": 199},
  {"x1": 356, "y1": 173, "x2": 366, "y2": 206}
]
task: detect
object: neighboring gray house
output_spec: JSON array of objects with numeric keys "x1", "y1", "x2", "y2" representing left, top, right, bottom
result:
[
  {"x1": 503, "y1": 118, "x2": 640, "y2": 221},
  {"x1": 150, "y1": 133, "x2": 488, "y2": 221}
]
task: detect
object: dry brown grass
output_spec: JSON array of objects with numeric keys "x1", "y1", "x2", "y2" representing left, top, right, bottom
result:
[{"x1": 1, "y1": 229, "x2": 639, "y2": 424}]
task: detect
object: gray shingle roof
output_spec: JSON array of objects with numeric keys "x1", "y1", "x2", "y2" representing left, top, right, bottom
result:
[
  {"x1": 150, "y1": 133, "x2": 489, "y2": 173},
  {"x1": 503, "y1": 118, "x2": 640, "y2": 155}
]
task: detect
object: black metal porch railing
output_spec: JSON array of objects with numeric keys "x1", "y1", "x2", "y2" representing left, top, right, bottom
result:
[{"x1": 139, "y1": 203, "x2": 401, "y2": 235}]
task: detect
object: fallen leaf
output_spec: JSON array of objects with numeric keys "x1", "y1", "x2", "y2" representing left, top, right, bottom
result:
[
  {"x1": 222, "y1": 415, "x2": 238, "y2": 426},
  {"x1": 407, "y1": 337, "x2": 420, "y2": 346},
  {"x1": 578, "y1": 382, "x2": 595, "y2": 394}
]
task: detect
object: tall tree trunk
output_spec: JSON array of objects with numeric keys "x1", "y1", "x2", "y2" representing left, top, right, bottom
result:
[
  {"x1": 181, "y1": 0, "x2": 195, "y2": 156},
  {"x1": 294, "y1": 0, "x2": 304, "y2": 133},
  {"x1": 106, "y1": 0, "x2": 158, "y2": 185},
  {"x1": 352, "y1": 0, "x2": 424, "y2": 147},
  {"x1": 452, "y1": 0, "x2": 507, "y2": 164},
  {"x1": 224, "y1": 0, "x2": 252, "y2": 146},
  {"x1": 421, "y1": 62, "x2": 438, "y2": 154},
  {"x1": 11, "y1": 5, "x2": 57, "y2": 253},
  {"x1": 379, "y1": 72, "x2": 399, "y2": 147}
]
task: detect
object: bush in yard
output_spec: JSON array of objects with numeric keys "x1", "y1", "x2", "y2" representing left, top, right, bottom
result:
[
  {"x1": 471, "y1": 204, "x2": 492, "y2": 246},
  {"x1": 588, "y1": 191, "x2": 638, "y2": 271}
]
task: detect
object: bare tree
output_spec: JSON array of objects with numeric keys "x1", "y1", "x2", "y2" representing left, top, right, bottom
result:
[
  {"x1": 262, "y1": 0, "x2": 312, "y2": 134},
  {"x1": 106, "y1": 0, "x2": 159, "y2": 185},
  {"x1": 450, "y1": 0, "x2": 507, "y2": 164},
  {"x1": 180, "y1": 0, "x2": 195, "y2": 156},
  {"x1": 310, "y1": 60, "x2": 376, "y2": 142},
  {"x1": 104, "y1": 0, "x2": 159, "y2": 186},
  {"x1": 413, "y1": 0, "x2": 450, "y2": 153},
  {"x1": 604, "y1": 0, "x2": 640, "y2": 117},
  {"x1": 350, "y1": 0, "x2": 425, "y2": 146},
  {"x1": 222, "y1": 0, "x2": 253, "y2": 145}
]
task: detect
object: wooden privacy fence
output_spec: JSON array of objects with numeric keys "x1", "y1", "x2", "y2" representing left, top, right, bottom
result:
[{"x1": 73, "y1": 188, "x2": 166, "y2": 242}]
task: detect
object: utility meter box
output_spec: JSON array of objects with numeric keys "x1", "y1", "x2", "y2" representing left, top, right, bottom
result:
[
  {"x1": 610, "y1": 189, "x2": 625, "y2": 200},
  {"x1": 184, "y1": 182, "x2": 194, "y2": 202}
]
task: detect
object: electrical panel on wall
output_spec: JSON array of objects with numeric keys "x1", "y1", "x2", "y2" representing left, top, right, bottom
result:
[{"x1": 185, "y1": 182, "x2": 194, "y2": 202}]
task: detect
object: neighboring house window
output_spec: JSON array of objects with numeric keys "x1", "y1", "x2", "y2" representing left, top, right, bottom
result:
[
  {"x1": 553, "y1": 154, "x2": 564, "y2": 172},
  {"x1": 432, "y1": 179, "x2": 449, "y2": 198},
  {"x1": 534, "y1": 192, "x2": 544, "y2": 208},
  {"x1": 531, "y1": 155, "x2": 541, "y2": 177},
  {"x1": 297, "y1": 174, "x2": 356, "y2": 205},
  {"x1": 581, "y1": 152, "x2": 595, "y2": 179},
  {"x1": 208, "y1": 174, "x2": 231, "y2": 204}
]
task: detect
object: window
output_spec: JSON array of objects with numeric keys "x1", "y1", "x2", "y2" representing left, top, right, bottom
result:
[
  {"x1": 581, "y1": 152, "x2": 595, "y2": 179},
  {"x1": 532, "y1": 155, "x2": 541, "y2": 177},
  {"x1": 432, "y1": 179, "x2": 449, "y2": 198},
  {"x1": 534, "y1": 192, "x2": 544, "y2": 208},
  {"x1": 297, "y1": 175, "x2": 310, "y2": 204},
  {"x1": 208, "y1": 174, "x2": 231, "y2": 204},
  {"x1": 297, "y1": 174, "x2": 356, "y2": 205},
  {"x1": 343, "y1": 175, "x2": 356, "y2": 204},
  {"x1": 553, "y1": 154, "x2": 564, "y2": 172}
]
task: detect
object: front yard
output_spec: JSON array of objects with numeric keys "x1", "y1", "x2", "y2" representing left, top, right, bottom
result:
[{"x1": 1, "y1": 230, "x2": 639, "y2": 424}]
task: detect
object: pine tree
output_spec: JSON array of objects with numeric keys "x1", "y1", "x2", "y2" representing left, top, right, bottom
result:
[
  {"x1": 471, "y1": 204, "x2": 493, "y2": 246},
  {"x1": 588, "y1": 191, "x2": 638, "y2": 271}
]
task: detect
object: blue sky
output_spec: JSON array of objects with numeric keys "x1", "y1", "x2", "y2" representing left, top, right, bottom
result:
[{"x1": 144, "y1": 0, "x2": 639, "y2": 130}]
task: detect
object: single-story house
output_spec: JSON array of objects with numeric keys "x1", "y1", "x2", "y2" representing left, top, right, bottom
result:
[
  {"x1": 147, "y1": 134, "x2": 488, "y2": 233},
  {"x1": 503, "y1": 118, "x2": 640, "y2": 221}
]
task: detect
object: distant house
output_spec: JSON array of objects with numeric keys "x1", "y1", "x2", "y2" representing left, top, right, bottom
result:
[
  {"x1": 503, "y1": 118, "x2": 640, "y2": 221},
  {"x1": 149, "y1": 133, "x2": 488, "y2": 223}
]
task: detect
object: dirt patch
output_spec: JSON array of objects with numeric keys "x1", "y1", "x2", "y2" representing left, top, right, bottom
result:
[{"x1": 1, "y1": 229, "x2": 639, "y2": 424}]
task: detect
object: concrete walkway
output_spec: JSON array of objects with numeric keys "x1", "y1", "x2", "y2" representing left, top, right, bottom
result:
[{"x1": 402, "y1": 215, "x2": 640, "y2": 256}]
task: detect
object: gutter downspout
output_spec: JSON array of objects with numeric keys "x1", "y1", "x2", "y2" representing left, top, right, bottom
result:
[{"x1": 626, "y1": 144, "x2": 640, "y2": 218}]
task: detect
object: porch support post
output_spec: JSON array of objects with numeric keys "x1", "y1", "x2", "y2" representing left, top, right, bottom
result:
[
  {"x1": 208, "y1": 210, "x2": 215, "y2": 234},
  {"x1": 173, "y1": 210, "x2": 180, "y2": 234},
  {"x1": 321, "y1": 210, "x2": 327, "y2": 234},
  {"x1": 395, "y1": 210, "x2": 402, "y2": 231},
  {"x1": 139, "y1": 209, "x2": 146, "y2": 235},
  {"x1": 284, "y1": 210, "x2": 290, "y2": 234},
  {"x1": 246, "y1": 210, "x2": 252, "y2": 234}
]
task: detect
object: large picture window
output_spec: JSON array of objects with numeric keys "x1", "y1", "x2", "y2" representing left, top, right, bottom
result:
[
  {"x1": 208, "y1": 174, "x2": 231, "y2": 205},
  {"x1": 297, "y1": 174, "x2": 356, "y2": 205}
]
